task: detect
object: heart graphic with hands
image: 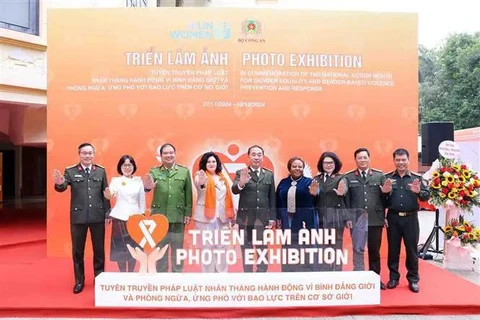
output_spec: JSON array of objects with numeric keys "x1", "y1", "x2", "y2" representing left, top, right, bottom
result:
[{"x1": 126, "y1": 210, "x2": 169, "y2": 252}]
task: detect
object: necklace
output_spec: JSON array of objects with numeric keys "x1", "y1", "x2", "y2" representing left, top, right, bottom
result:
[{"x1": 290, "y1": 175, "x2": 302, "y2": 186}]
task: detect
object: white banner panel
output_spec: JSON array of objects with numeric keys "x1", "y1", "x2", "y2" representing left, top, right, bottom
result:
[{"x1": 95, "y1": 271, "x2": 380, "y2": 307}]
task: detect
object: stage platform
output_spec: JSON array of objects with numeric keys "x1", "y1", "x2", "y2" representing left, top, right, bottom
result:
[{"x1": 1, "y1": 208, "x2": 479, "y2": 318}]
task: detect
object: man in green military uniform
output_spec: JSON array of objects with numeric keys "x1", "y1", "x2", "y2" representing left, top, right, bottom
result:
[
  {"x1": 381, "y1": 148, "x2": 429, "y2": 293},
  {"x1": 345, "y1": 148, "x2": 387, "y2": 289},
  {"x1": 53, "y1": 142, "x2": 111, "y2": 294},
  {"x1": 144, "y1": 143, "x2": 192, "y2": 273}
]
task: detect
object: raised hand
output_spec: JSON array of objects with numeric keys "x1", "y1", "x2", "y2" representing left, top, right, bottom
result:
[
  {"x1": 308, "y1": 179, "x2": 319, "y2": 196},
  {"x1": 146, "y1": 245, "x2": 169, "y2": 273},
  {"x1": 408, "y1": 179, "x2": 421, "y2": 194},
  {"x1": 239, "y1": 168, "x2": 251, "y2": 187},
  {"x1": 196, "y1": 169, "x2": 207, "y2": 186},
  {"x1": 380, "y1": 178, "x2": 393, "y2": 193},
  {"x1": 103, "y1": 187, "x2": 112, "y2": 199},
  {"x1": 333, "y1": 180, "x2": 347, "y2": 196},
  {"x1": 149, "y1": 245, "x2": 168, "y2": 262},
  {"x1": 143, "y1": 173, "x2": 157, "y2": 190},
  {"x1": 126, "y1": 244, "x2": 148, "y2": 273},
  {"x1": 53, "y1": 169, "x2": 64, "y2": 185}
]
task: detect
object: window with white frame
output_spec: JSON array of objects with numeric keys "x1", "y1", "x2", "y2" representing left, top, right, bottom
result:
[{"x1": 0, "y1": 0, "x2": 39, "y2": 35}]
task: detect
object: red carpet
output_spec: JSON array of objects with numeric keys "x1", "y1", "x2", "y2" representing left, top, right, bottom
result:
[{"x1": 0, "y1": 206, "x2": 46, "y2": 247}]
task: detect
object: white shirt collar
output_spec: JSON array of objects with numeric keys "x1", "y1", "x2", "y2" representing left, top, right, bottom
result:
[
  {"x1": 81, "y1": 164, "x2": 92, "y2": 171},
  {"x1": 250, "y1": 167, "x2": 261, "y2": 174}
]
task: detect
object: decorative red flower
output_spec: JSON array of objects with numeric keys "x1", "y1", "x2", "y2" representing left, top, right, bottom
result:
[
  {"x1": 468, "y1": 185, "x2": 474, "y2": 191},
  {"x1": 434, "y1": 178, "x2": 441, "y2": 185},
  {"x1": 461, "y1": 165, "x2": 467, "y2": 170},
  {"x1": 460, "y1": 190, "x2": 466, "y2": 197},
  {"x1": 440, "y1": 167, "x2": 447, "y2": 173},
  {"x1": 442, "y1": 188, "x2": 449, "y2": 194},
  {"x1": 465, "y1": 226, "x2": 472, "y2": 232},
  {"x1": 447, "y1": 183, "x2": 453, "y2": 189},
  {"x1": 452, "y1": 220, "x2": 458, "y2": 227}
]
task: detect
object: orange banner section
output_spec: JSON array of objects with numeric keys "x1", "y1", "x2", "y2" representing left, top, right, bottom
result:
[{"x1": 47, "y1": 8, "x2": 418, "y2": 257}]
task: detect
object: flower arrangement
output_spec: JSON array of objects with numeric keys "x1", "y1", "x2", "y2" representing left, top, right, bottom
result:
[
  {"x1": 426, "y1": 157, "x2": 480, "y2": 212},
  {"x1": 444, "y1": 215, "x2": 480, "y2": 247}
]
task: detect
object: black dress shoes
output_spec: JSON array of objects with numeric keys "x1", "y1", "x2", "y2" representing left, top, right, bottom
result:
[
  {"x1": 380, "y1": 282, "x2": 386, "y2": 290},
  {"x1": 387, "y1": 279, "x2": 399, "y2": 289},
  {"x1": 409, "y1": 282, "x2": 419, "y2": 293},
  {"x1": 73, "y1": 283, "x2": 84, "y2": 294}
]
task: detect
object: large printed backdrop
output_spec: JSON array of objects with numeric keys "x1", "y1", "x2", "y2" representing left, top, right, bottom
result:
[{"x1": 47, "y1": 8, "x2": 418, "y2": 257}]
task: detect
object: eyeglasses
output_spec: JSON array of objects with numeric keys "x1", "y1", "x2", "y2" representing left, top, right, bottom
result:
[
  {"x1": 323, "y1": 161, "x2": 335, "y2": 165},
  {"x1": 122, "y1": 164, "x2": 133, "y2": 168}
]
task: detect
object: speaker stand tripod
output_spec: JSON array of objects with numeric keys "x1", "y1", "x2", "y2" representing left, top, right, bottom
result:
[{"x1": 418, "y1": 208, "x2": 444, "y2": 260}]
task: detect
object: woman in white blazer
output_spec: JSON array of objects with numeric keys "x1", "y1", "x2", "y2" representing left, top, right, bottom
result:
[
  {"x1": 104, "y1": 155, "x2": 146, "y2": 272},
  {"x1": 193, "y1": 151, "x2": 235, "y2": 273}
]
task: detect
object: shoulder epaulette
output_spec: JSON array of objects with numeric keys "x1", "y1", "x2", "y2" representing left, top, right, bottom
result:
[
  {"x1": 262, "y1": 167, "x2": 272, "y2": 172},
  {"x1": 410, "y1": 171, "x2": 422, "y2": 176},
  {"x1": 371, "y1": 168, "x2": 383, "y2": 173},
  {"x1": 65, "y1": 164, "x2": 77, "y2": 169},
  {"x1": 176, "y1": 164, "x2": 187, "y2": 168},
  {"x1": 344, "y1": 169, "x2": 355, "y2": 175},
  {"x1": 385, "y1": 170, "x2": 395, "y2": 175},
  {"x1": 94, "y1": 164, "x2": 105, "y2": 169}
]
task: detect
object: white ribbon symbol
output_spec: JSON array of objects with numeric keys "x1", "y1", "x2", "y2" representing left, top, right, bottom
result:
[{"x1": 139, "y1": 220, "x2": 157, "y2": 248}]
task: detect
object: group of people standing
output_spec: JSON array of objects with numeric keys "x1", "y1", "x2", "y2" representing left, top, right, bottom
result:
[{"x1": 53, "y1": 142, "x2": 429, "y2": 295}]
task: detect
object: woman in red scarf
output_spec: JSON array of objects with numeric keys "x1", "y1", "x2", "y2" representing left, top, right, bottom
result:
[{"x1": 193, "y1": 151, "x2": 235, "y2": 273}]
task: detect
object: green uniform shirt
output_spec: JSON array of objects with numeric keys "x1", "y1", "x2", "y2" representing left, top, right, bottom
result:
[
  {"x1": 148, "y1": 164, "x2": 193, "y2": 223},
  {"x1": 385, "y1": 170, "x2": 430, "y2": 212}
]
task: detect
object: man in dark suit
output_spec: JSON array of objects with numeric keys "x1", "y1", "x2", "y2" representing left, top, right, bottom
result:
[
  {"x1": 345, "y1": 148, "x2": 387, "y2": 289},
  {"x1": 232, "y1": 145, "x2": 276, "y2": 272},
  {"x1": 53, "y1": 142, "x2": 111, "y2": 294}
]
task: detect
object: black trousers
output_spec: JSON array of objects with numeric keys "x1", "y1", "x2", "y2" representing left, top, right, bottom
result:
[
  {"x1": 367, "y1": 226, "x2": 383, "y2": 275},
  {"x1": 156, "y1": 223, "x2": 185, "y2": 273},
  {"x1": 386, "y1": 212, "x2": 420, "y2": 283},
  {"x1": 238, "y1": 217, "x2": 268, "y2": 273},
  {"x1": 70, "y1": 222, "x2": 105, "y2": 284}
]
